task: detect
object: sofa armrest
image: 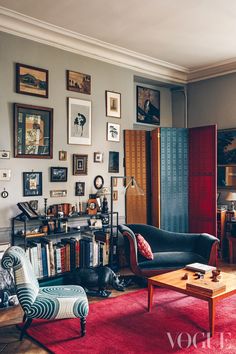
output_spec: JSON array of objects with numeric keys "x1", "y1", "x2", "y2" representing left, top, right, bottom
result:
[
  {"x1": 195, "y1": 233, "x2": 219, "y2": 266},
  {"x1": 118, "y1": 225, "x2": 141, "y2": 275}
]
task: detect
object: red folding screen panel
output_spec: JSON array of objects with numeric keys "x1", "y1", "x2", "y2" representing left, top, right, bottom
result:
[{"x1": 189, "y1": 125, "x2": 217, "y2": 235}]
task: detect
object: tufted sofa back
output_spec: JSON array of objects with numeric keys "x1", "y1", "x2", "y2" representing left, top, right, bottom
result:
[{"x1": 1, "y1": 246, "x2": 39, "y2": 313}]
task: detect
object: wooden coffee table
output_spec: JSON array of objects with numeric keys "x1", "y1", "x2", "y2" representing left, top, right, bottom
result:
[{"x1": 148, "y1": 268, "x2": 236, "y2": 336}]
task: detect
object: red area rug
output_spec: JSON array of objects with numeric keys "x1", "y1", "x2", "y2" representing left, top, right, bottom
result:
[{"x1": 22, "y1": 289, "x2": 236, "y2": 353}]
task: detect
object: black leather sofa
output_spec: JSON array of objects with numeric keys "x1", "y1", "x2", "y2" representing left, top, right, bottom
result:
[{"x1": 118, "y1": 224, "x2": 219, "y2": 278}]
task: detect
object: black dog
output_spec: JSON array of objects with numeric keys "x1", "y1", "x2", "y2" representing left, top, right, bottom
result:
[{"x1": 72, "y1": 266, "x2": 126, "y2": 297}]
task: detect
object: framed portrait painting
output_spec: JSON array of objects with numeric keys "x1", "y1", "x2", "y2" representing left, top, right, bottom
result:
[
  {"x1": 68, "y1": 98, "x2": 91, "y2": 145},
  {"x1": 137, "y1": 85, "x2": 160, "y2": 125},
  {"x1": 73, "y1": 154, "x2": 88, "y2": 175},
  {"x1": 75, "y1": 182, "x2": 85, "y2": 196},
  {"x1": 16, "y1": 63, "x2": 48, "y2": 98},
  {"x1": 23, "y1": 172, "x2": 42, "y2": 196},
  {"x1": 106, "y1": 91, "x2": 121, "y2": 118},
  {"x1": 14, "y1": 103, "x2": 53, "y2": 158},
  {"x1": 67, "y1": 70, "x2": 91, "y2": 95}
]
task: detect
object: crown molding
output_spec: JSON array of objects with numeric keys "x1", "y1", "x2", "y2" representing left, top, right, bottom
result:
[
  {"x1": 1, "y1": 6, "x2": 236, "y2": 84},
  {"x1": 188, "y1": 59, "x2": 236, "y2": 82},
  {"x1": 0, "y1": 7, "x2": 188, "y2": 84}
]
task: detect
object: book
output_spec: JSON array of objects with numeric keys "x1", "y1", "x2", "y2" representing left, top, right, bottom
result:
[
  {"x1": 186, "y1": 279, "x2": 226, "y2": 296},
  {"x1": 185, "y1": 263, "x2": 216, "y2": 274}
]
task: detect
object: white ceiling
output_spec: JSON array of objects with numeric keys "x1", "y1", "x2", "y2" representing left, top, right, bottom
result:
[{"x1": 1, "y1": 0, "x2": 236, "y2": 80}]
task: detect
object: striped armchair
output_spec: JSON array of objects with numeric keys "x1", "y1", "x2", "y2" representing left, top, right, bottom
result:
[{"x1": 1, "y1": 246, "x2": 89, "y2": 340}]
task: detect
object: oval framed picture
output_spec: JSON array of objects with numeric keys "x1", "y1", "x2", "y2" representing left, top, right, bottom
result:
[{"x1": 94, "y1": 175, "x2": 104, "y2": 190}]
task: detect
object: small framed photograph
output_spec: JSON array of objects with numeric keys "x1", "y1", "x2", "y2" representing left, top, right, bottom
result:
[
  {"x1": 68, "y1": 98, "x2": 91, "y2": 145},
  {"x1": 59, "y1": 150, "x2": 67, "y2": 161},
  {"x1": 75, "y1": 182, "x2": 85, "y2": 196},
  {"x1": 94, "y1": 152, "x2": 103, "y2": 163},
  {"x1": 108, "y1": 151, "x2": 119, "y2": 173},
  {"x1": 106, "y1": 91, "x2": 121, "y2": 118},
  {"x1": 112, "y1": 177, "x2": 117, "y2": 187},
  {"x1": 107, "y1": 122, "x2": 120, "y2": 142},
  {"x1": 137, "y1": 85, "x2": 160, "y2": 125},
  {"x1": 23, "y1": 172, "x2": 42, "y2": 196},
  {"x1": 50, "y1": 190, "x2": 67, "y2": 197},
  {"x1": 67, "y1": 70, "x2": 91, "y2": 95},
  {"x1": 29, "y1": 200, "x2": 39, "y2": 211},
  {"x1": 14, "y1": 103, "x2": 53, "y2": 158},
  {"x1": 112, "y1": 190, "x2": 118, "y2": 201},
  {"x1": 16, "y1": 63, "x2": 48, "y2": 98},
  {"x1": 50, "y1": 167, "x2": 68, "y2": 182},
  {"x1": 0, "y1": 150, "x2": 10, "y2": 159},
  {"x1": 17, "y1": 202, "x2": 39, "y2": 219},
  {"x1": 0, "y1": 169, "x2": 11, "y2": 181},
  {"x1": 73, "y1": 154, "x2": 88, "y2": 175}
]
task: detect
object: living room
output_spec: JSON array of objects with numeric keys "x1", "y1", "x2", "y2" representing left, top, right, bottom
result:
[{"x1": 1, "y1": 1, "x2": 236, "y2": 353}]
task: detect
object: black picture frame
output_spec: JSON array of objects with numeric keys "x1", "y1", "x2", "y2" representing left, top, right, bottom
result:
[
  {"x1": 23, "y1": 172, "x2": 42, "y2": 196},
  {"x1": 50, "y1": 167, "x2": 68, "y2": 182},
  {"x1": 16, "y1": 63, "x2": 49, "y2": 98},
  {"x1": 14, "y1": 103, "x2": 53, "y2": 158},
  {"x1": 108, "y1": 151, "x2": 119, "y2": 173},
  {"x1": 17, "y1": 202, "x2": 39, "y2": 219},
  {"x1": 94, "y1": 175, "x2": 104, "y2": 190},
  {"x1": 137, "y1": 85, "x2": 160, "y2": 125},
  {"x1": 75, "y1": 182, "x2": 85, "y2": 196},
  {"x1": 218, "y1": 128, "x2": 236, "y2": 165}
]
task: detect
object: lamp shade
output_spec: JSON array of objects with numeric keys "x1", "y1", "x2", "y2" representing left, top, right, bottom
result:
[
  {"x1": 125, "y1": 177, "x2": 145, "y2": 196},
  {"x1": 225, "y1": 192, "x2": 236, "y2": 201}
]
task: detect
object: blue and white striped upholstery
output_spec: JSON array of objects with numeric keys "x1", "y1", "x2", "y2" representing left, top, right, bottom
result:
[{"x1": 1, "y1": 246, "x2": 89, "y2": 320}]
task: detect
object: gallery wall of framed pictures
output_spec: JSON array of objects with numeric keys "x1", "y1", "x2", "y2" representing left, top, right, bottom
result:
[{"x1": 0, "y1": 30, "x2": 172, "y2": 231}]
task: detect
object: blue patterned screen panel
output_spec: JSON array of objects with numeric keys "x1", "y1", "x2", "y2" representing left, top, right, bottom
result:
[{"x1": 160, "y1": 128, "x2": 188, "y2": 232}]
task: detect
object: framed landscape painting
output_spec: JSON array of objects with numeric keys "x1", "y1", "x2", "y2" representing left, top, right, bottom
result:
[
  {"x1": 16, "y1": 63, "x2": 48, "y2": 98},
  {"x1": 218, "y1": 128, "x2": 236, "y2": 165},
  {"x1": 68, "y1": 98, "x2": 91, "y2": 145},
  {"x1": 67, "y1": 70, "x2": 91, "y2": 95},
  {"x1": 14, "y1": 103, "x2": 53, "y2": 158},
  {"x1": 137, "y1": 85, "x2": 160, "y2": 125}
]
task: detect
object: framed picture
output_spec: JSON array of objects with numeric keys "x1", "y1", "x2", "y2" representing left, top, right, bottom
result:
[
  {"x1": 0, "y1": 150, "x2": 10, "y2": 159},
  {"x1": 17, "y1": 202, "x2": 39, "y2": 219},
  {"x1": 106, "y1": 91, "x2": 121, "y2": 118},
  {"x1": 23, "y1": 172, "x2": 42, "y2": 196},
  {"x1": 16, "y1": 63, "x2": 48, "y2": 98},
  {"x1": 94, "y1": 152, "x2": 103, "y2": 163},
  {"x1": 94, "y1": 175, "x2": 104, "y2": 190},
  {"x1": 112, "y1": 177, "x2": 117, "y2": 187},
  {"x1": 50, "y1": 190, "x2": 67, "y2": 197},
  {"x1": 107, "y1": 122, "x2": 120, "y2": 142},
  {"x1": 68, "y1": 98, "x2": 91, "y2": 145},
  {"x1": 108, "y1": 151, "x2": 119, "y2": 173},
  {"x1": 218, "y1": 129, "x2": 236, "y2": 165},
  {"x1": 0, "y1": 169, "x2": 11, "y2": 181},
  {"x1": 14, "y1": 103, "x2": 53, "y2": 158},
  {"x1": 112, "y1": 190, "x2": 118, "y2": 201},
  {"x1": 73, "y1": 154, "x2": 88, "y2": 175},
  {"x1": 59, "y1": 150, "x2": 67, "y2": 161},
  {"x1": 137, "y1": 85, "x2": 160, "y2": 125},
  {"x1": 29, "y1": 200, "x2": 39, "y2": 211},
  {"x1": 75, "y1": 182, "x2": 85, "y2": 196},
  {"x1": 50, "y1": 167, "x2": 68, "y2": 182},
  {"x1": 67, "y1": 70, "x2": 91, "y2": 95}
]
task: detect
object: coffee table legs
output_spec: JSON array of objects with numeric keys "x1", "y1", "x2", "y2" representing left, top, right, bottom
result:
[
  {"x1": 208, "y1": 298, "x2": 216, "y2": 337},
  {"x1": 148, "y1": 282, "x2": 154, "y2": 311}
]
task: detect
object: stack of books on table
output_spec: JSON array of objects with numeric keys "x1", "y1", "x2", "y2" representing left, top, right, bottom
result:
[
  {"x1": 186, "y1": 279, "x2": 226, "y2": 296},
  {"x1": 185, "y1": 262, "x2": 216, "y2": 274}
]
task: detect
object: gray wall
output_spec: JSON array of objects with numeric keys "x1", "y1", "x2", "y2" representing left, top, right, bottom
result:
[
  {"x1": 0, "y1": 31, "x2": 173, "y2": 240},
  {"x1": 188, "y1": 73, "x2": 236, "y2": 129}
]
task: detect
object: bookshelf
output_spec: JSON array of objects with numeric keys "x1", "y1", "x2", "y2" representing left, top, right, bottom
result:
[{"x1": 11, "y1": 211, "x2": 119, "y2": 282}]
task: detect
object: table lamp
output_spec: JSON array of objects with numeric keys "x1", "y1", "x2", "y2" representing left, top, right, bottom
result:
[{"x1": 225, "y1": 192, "x2": 236, "y2": 211}]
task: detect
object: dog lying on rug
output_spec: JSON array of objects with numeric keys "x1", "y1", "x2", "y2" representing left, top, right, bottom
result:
[{"x1": 71, "y1": 266, "x2": 127, "y2": 297}]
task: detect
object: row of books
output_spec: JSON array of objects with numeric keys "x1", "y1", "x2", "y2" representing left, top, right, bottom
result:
[{"x1": 25, "y1": 231, "x2": 110, "y2": 279}]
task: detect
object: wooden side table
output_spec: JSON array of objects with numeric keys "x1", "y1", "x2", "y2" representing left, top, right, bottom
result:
[{"x1": 227, "y1": 236, "x2": 236, "y2": 264}]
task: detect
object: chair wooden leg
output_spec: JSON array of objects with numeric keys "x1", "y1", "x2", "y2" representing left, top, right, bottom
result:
[
  {"x1": 22, "y1": 313, "x2": 27, "y2": 323},
  {"x1": 80, "y1": 317, "x2": 86, "y2": 337},
  {"x1": 20, "y1": 318, "x2": 33, "y2": 341}
]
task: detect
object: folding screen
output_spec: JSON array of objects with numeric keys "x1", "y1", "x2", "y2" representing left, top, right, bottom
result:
[
  {"x1": 189, "y1": 125, "x2": 217, "y2": 235},
  {"x1": 160, "y1": 128, "x2": 189, "y2": 232}
]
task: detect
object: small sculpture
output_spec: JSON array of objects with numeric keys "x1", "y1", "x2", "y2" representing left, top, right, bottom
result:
[
  {"x1": 194, "y1": 272, "x2": 204, "y2": 279},
  {"x1": 182, "y1": 273, "x2": 189, "y2": 280},
  {"x1": 211, "y1": 269, "x2": 221, "y2": 282},
  {"x1": 72, "y1": 266, "x2": 127, "y2": 297}
]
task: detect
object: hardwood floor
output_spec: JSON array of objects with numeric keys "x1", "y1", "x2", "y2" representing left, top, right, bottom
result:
[{"x1": 0, "y1": 264, "x2": 235, "y2": 354}]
